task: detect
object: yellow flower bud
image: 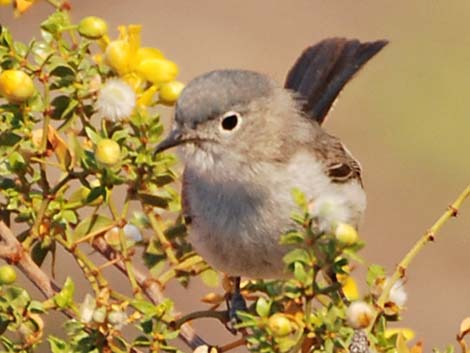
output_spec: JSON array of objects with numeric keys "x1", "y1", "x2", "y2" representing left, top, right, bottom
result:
[
  {"x1": 0, "y1": 69, "x2": 35, "y2": 102},
  {"x1": 78, "y1": 16, "x2": 108, "y2": 39},
  {"x1": 0, "y1": 265, "x2": 17, "y2": 285},
  {"x1": 335, "y1": 223, "x2": 358, "y2": 245},
  {"x1": 95, "y1": 139, "x2": 121, "y2": 166},
  {"x1": 136, "y1": 57, "x2": 178, "y2": 84},
  {"x1": 267, "y1": 313, "x2": 293, "y2": 337},
  {"x1": 159, "y1": 81, "x2": 185, "y2": 104},
  {"x1": 105, "y1": 40, "x2": 132, "y2": 75}
]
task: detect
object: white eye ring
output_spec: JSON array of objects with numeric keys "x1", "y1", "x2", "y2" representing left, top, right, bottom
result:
[{"x1": 219, "y1": 111, "x2": 242, "y2": 133}]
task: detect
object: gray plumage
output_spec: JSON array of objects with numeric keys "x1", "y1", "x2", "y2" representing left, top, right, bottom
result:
[{"x1": 155, "y1": 38, "x2": 387, "y2": 278}]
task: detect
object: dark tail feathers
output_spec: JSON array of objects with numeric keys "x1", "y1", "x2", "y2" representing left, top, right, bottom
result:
[{"x1": 284, "y1": 38, "x2": 388, "y2": 125}]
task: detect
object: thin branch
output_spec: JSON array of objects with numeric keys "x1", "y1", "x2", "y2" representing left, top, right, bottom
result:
[
  {"x1": 174, "y1": 309, "x2": 228, "y2": 329},
  {"x1": 370, "y1": 184, "x2": 470, "y2": 329},
  {"x1": 92, "y1": 237, "x2": 208, "y2": 349}
]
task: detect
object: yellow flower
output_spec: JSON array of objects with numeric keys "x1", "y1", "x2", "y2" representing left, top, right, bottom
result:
[
  {"x1": 342, "y1": 276, "x2": 360, "y2": 301},
  {"x1": 104, "y1": 25, "x2": 178, "y2": 89},
  {"x1": 0, "y1": 0, "x2": 12, "y2": 6}
]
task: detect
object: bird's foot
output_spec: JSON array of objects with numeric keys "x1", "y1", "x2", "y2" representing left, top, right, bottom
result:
[{"x1": 224, "y1": 276, "x2": 247, "y2": 334}]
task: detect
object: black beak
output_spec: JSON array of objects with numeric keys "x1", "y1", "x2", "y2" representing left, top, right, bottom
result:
[{"x1": 154, "y1": 128, "x2": 184, "y2": 156}]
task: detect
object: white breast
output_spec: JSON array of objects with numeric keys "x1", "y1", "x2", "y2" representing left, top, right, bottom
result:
[{"x1": 182, "y1": 149, "x2": 366, "y2": 278}]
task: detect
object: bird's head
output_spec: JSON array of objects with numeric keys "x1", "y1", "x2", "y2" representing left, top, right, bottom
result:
[{"x1": 155, "y1": 69, "x2": 309, "y2": 168}]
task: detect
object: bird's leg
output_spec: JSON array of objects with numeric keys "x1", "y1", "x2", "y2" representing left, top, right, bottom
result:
[{"x1": 225, "y1": 276, "x2": 247, "y2": 333}]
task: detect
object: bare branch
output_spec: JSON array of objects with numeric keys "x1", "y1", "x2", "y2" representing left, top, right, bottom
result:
[
  {"x1": 0, "y1": 221, "x2": 60, "y2": 297},
  {"x1": 92, "y1": 237, "x2": 208, "y2": 349}
]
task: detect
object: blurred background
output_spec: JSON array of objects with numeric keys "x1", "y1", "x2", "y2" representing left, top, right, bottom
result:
[{"x1": 1, "y1": 0, "x2": 470, "y2": 351}]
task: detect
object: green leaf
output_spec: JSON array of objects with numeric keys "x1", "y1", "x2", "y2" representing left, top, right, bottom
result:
[
  {"x1": 280, "y1": 230, "x2": 304, "y2": 245},
  {"x1": 4, "y1": 286, "x2": 30, "y2": 308},
  {"x1": 85, "y1": 126, "x2": 102, "y2": 144},
  {"x1": 0, "y1": 132, "x2": 21, "y2": 147},
  {"x1": 293, "y1": 262, "x2": 309, "y2": 284},
  {"x1": 41, "y1": 12, "x2": 69, "y2": 35},
  {"x1": 85, "y1": 186, "x2": 106, "y2": 204},
  {"x1": 133, "y1": 335, "x2": 151, "y2": 347},
  {"x1": 131, "y1": 299, "x2": 157, "y2": 316},
  {"x1": 200, "y1": 268, "x2": 219, "y2": 288},
  {"x1": 31, "y1": 241, "x2": 50, "y2": 267},
  {"x1": 367, "y1": 264, "x2": 385, "y2": 286},
  {"x1": 50, "y1": 64, "x2": 75, "y2": 78},
  {"x1": 283, "y1": 248, "x2": 311, "y2": 265},
  {"x1": 54, "y1": 277, "x2": 75, "y2": 309},
  {"x1": 61, "y1": 210, "x2": 78, "y2": 224},
  {"x1": 111, "y1": 129, "x2": 129, "y2": 142},
  {"x1": 28, "y1": 300, "x2": 45, "y2": 313},
  {"x1": 8, "y1": 151, "x2": 26, "y2": 172},
  {"x1": 48, "y1": 336, "x2": 69, "y2": 353},
  {"x1": 74, "y1": 214, "x2": 113, "y2": 241},
  {"x1": 255, "y1": 297, "x2": 271, "y2": 317},
  {"x1": 138, "y1": 192, "x2": 170, "y2": 209},
  {"x1": 291, "y1": 187, "x2": 308, "y2": 210},
  {"x1": 50, "y1": 95, "x2": 78, "y2": 120}
]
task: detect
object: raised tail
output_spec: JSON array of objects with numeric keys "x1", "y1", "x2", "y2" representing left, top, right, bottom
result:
[{"x1": 284, "y1": 38, "x2": 388, "y2": 125}]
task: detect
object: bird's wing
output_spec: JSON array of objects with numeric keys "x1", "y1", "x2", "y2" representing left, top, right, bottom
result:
[
  {"x1": 284, "y1": 38, "x2": 388, "y2": 125},
  {"x1": 312, "y1": 132, "x2": 363, "y2": 185}
]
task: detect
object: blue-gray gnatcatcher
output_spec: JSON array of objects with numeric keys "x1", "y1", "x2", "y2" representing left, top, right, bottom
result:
[{"x1": 155, "y1": 38, "x2": 388, "y2": 280}]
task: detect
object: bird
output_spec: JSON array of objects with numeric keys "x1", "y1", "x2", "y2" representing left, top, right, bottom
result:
[{"x1": 155, "y1": 38, "x2": 388, "y2": 281}]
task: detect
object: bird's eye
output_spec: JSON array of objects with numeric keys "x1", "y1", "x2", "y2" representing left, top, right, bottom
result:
[{"x1": 220, "y1": 111, "x2": 241, "y2": 132}]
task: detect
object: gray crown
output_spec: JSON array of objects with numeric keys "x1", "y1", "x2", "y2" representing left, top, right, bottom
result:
[{"x1": 175, "y1": 70, "x2": 275, "y2": 128}]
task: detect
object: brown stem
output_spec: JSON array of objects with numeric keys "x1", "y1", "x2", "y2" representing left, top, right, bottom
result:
[
  {"x1": 91, "y1": 237, "x2": 208, "y2": 349},
  {"x1": 0, "y1": 222, "x2": 60, "y2": 297}
]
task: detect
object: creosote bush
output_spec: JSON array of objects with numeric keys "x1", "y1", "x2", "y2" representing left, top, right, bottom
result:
[{"x1": 0, "y1": 2, "x2": 469, "y2": 353}]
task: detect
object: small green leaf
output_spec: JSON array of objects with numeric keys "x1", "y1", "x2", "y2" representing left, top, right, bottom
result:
[
  {"x1": 138, "y1": 192, "x2": 170, "y2": 209},
  {"x1": 111, "y1": 129, "x2": 129, "y2": 142},
  {"x1": 283, "y1": 248, "x2": 311, "y2": 265},
  {"x1": 293, "y1": 262, "x2": 309, "y2": 284},
  {"x1": 54, "y1": 277, "x2": 75, "y2": 309},
  {"x1": 255, "y1": 297, "x2": 271, "y2": 317},
  {"x1": 280, "y1": 230, "x2": 304, "y2": 245},
  {"x1": 200, "y1": 268, "x2": 219, "y2": 288},
  {"x1": 291, "y1": 187, "x2": 308, "y2": 210},
  {"x1": 85, "y1": 126, "x2": 102, "y2": 144},
  {"x1": 48, "y1": 335, "x2": 69, "y2": 353},
  {"x1": 74, "y1": 214, "x2": 113, "y2": 241},
  {"x1": 31, "y1": 241, "x2": 50, "y2": 267},
  {"x1": 131, "y1": 299, "x2": 157, "y2": 316},
  {"x1": 50, "y1": 64, "x2": 75, "y2": 78},
  {"x1": 50, "y1": 96, "x2": 78, "y2": 120},
  {"x1": 61, "y1": 210, "x2": 78, "y2": 224},
  {"x1": 133, "y1": 335, "x2": 151, "y2": 347},
  {"x1": 8, "y1": 151, "x2": 26, "y2": 172},
  {"x1": 41, "y1": 12, "x2": 69, "y2": 35},
  {"x1": 28, "y1": 300, "x2": 45, "y2": 313}
]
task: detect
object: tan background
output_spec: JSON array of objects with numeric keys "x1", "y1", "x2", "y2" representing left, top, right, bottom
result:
[{"x1": 1, "y1": 0, "x2": 470, "y2": 351}]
